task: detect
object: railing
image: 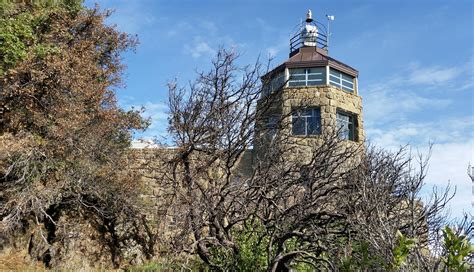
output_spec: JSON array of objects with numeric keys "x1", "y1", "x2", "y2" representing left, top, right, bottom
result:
[
  {"x1": 289, "y1": 20, "x2": 328, "y2": 53},
  {"x1": 290, "y1": 31, "x2": 328, "y2": 53}
]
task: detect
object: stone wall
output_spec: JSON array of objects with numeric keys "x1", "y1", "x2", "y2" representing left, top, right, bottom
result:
[
  {"x1": 254, "y1": 85, "x2": 364, "y2": 162},
  {"x1": 129, "y1": 147, "x2": 255, "y2": 240},
  {"x1": 281, "y1": 85, "x2": 364, "y2": 142}
]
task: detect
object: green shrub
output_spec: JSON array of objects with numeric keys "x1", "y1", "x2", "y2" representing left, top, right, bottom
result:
[{"x1": 442, "y1": 226, "x2": 473, "y2": 271}]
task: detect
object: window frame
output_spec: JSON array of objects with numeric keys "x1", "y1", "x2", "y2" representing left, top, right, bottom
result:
[
  {"x1": 329, "y1": 68, "x2": 355, "y2": 93},
  {"x1": 266, "y1": 116, "x2": 279, "y2": 138},
  {"x1": 336, "y1": 109, "x2": 357, "y2": 141},
  {"x1": 288, "y1": 67, "x2": 326, "y2": 87},
  {"x1": 262, "y1": 71, "x2": 285, "y2": 96},
  {"x1": 291, "y1": 107, "x2": 322, "y2": 136}
]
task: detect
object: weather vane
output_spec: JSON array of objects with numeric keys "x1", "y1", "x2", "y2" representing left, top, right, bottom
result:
[{"x1": 326, "y1": 14, "x2": 335, "y2": 52}]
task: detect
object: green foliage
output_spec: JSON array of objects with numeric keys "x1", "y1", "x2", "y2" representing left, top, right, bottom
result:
[
  {"x1": 0, "y1": 13, "x2": 35, "y2": 73},
  {"x1": 33, "y1": 44, "x2": 60, "y2": 58},
  {"x1": 233, "y1": 220, "x2": 269, "y2": 271},
  {"x1": 291, "y1": 257, "x2": 320, "y2": 272},
  {"x1": 279, "y1": 237, "x2": 321, "y2": 271},
  {"x1": 391, "y1": 230, "x2": 417, "y2": 270},
  {"x1": 125, "y1": 261, "x2": 180, "y2": 272},
  {"x1": 0, "y1": 0, "x2": 82, "y2": 74},
  {"x1": 1, "y1": 0, "x2": 148, "y2": 268},
  {"x1": 338, "y1": 240, "x2": 387, "y2": 271},
  {"x1": 203, "y1": 220, "x2": 269, "y2": 271},
  {"x1": 338, "y1": 232, "x2": 417, "y2": 271},
  {"x1": 442, "y1": 226, "x2": 473, "y2": 271}
]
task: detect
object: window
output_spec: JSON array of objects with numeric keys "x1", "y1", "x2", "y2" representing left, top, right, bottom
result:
[
  {"x1": 292, "y1": 108, "x2": 321, "y2": 136},
  {"x1": 336, "y1": 110, "x2": 357, "y2": 141},
  {"x1": 266, "y1": 116, "x2": 279, "y2": 138},
  {"x1": 329, "y1": 68, "x2": 355, "y2": 93},
  {"x1": 263, "y1": 72, "x2": 285, "y2": 96},
  {"x1": 289, "y1": 67, "x2": 326, "y2": 87}
]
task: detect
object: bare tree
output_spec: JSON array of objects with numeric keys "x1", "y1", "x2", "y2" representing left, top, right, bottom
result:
[
  {"x1": 160, "y1": 49, "x2": 363, "y2": 270},
  {"x1": 161, "y1": 48, "x2": 461, "y2": 271},
  {"x1": 160, "y1": 48, "x2": 265, "y2": 268},
  {"x1": 343, "y1": 146, "x2": 455, "y2": 271}
]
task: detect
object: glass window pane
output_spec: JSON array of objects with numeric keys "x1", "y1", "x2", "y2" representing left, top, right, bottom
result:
[
  {"x1": 311, "y1": 108, "x2": 321, "y2": 118},
  {"x1": 308, "y1": 74, "x2": 323, "y2": 80},
  {"x1": 272, "y1": 73, "x2": 284, "y2": 89},
  {"x1": 289, "y1": 68, "x2": 305, "y2": 75},
  {"x1": 307, "y1": 67, "x2": 324, "y2": 74},
  {"x1": 292, "y1": 108, "x2": 321, "y2": 136},
  {"x1": 340, "y1": 130, "x2": 349, "y2": 140},
  {"x1": 337, "y1": 114, "x2": 349, "y2": 123},
  {"x1": 330, "y1": 68, "x2": 354, "y2": 86},
  {"x1": 301, "y1": 109, "x2": 313, "y2": 116},
  {"x1": 348, "y1": 122, "x2": 354, "y2": 140},
  {"x1": 267, "y1": 116, "x2": 278, "y2": 128},
  {"x1": 308, "y1": 118, "x2": 321, "y2": 134},
  {"x1": 330, "y1": 75, "x2": 340, "y2": 82},
  {"x1": 307, "y1": 109, "x2": 321, "y2": 135},
  {"x1": 337, "y1": 111, "x2": 356, "y2": 140},
  {"x1": 292, "y1": 117, "x2": 305, "y2": 135},
  {"x1": 307, "y1": 80, "x2": 322, "y2": 86},
  {"x1": 330, "y1": 81, "x2": 341, "y2": 88},
  {"x1": 289, "y1": 81, "x2": 306, "y2": 87},
  {"x1": 342, "y1": 80, "x2": 354, "y2": 88},
  {"x1": 262, "y1": 85, "x2": 270, "y2": 96},
  {"x1": 330, "y1": 68, "x2": 340, "y2": 77},
  {"x1": 342, "y1": 86, "x2": 354, "y2": 92},
  {"x1": 267, "y1": 116, "x2": 278, "y2": 137},
  {"x1": 290, "y1": 75, "x2": 305, "y2": 81},
  {"x1": 341, "y1": 73, "x2": 354, "y2": 82}
]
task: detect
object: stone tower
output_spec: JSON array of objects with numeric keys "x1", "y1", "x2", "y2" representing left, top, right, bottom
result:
[{"x1": 255, "y1": 9, "x2": 364, "y2": 158}]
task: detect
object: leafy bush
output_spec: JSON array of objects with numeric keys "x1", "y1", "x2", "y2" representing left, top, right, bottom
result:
[{"x1": 442, "y1": 226, "x2": 473, "y2": 271}]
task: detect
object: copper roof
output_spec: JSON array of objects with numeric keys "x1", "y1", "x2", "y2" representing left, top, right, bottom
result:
[{"x1": 263, "y1": 46, "x2": 358, "y2": 78}]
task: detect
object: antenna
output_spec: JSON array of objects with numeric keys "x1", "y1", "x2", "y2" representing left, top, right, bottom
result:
[{"x1": 326, "y1": 14, "x2": 335, "y2": 52}]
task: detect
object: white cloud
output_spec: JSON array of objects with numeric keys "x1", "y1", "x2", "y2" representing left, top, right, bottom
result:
[
  {"x1": 185, "y1": 40, "x2": 216, "y2": 59},
  {"x1": 167, "y1": 22, "x2": 192, "y2": 37},
  {"x1": 131, "y1": 138, "x2": 160, "y2": 149},
  {"x1": 363, "y1": 59, "x2": 473, "y2": 220},
  {"x1": 265, "y1": 38, "x2": 288, "y2": 59},
  {"x1": 103, "y1": 2, "x2": 156, "y2": 34},
  {"x1": 199, "y1": 20, "x2": 218, "y2": 34},
  {"x1": 266, "y1": 47, "x2": 279, "y2": 58},
  {"x1": 362, "y1": 59, "x2": 473, "y2": 128},
  {"x1": 423, "y1": 140, "x2": 474, "y2": 219},
  {"x1": 364, "y1": 88, "x2": 451, "y2": 126},
  {"x1": 173, "y1": 20, "x2": 242, "y2": 59},
  {"x1": 143, "y1": 102, "x2": 168, "y2": 122},
  {"x1": 367, "y1": 116, "x2": 474, "y2": 149},
  {"x1": 140, "y1": 102, "x2": 169, "y2": 139},
  {"x1": 367, "y1": 124, "x2": 474, "y2": 220},
  {"x1": 120, "y1": 99, "x2": 169, "y2": 140},
  {"x1": 408, "y1": 65, "x2": 461, "y2": 86}
]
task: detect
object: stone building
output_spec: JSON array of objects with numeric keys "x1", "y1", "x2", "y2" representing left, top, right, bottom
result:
[
  {"x1": 134, "y1": 8, "x2": 366, "y2": 214},
  {"x1": 129, "y1": 9, "x2": 367, "y2": 263},
  {"x1": 254, "y1": 9, "x2": 364, "y2": 161}
]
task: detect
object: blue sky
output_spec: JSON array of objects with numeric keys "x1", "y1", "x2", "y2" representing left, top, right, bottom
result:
[{"x1": 84, "y1": 0, "x2": 473, "y2": 220}]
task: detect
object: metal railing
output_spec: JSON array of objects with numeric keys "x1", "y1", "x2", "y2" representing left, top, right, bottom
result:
[
  {"x1": 289, "y1": 20, "x2": 328, "y2": 53},
  {"x1": 290, "y1": 31, "x2": 328, "y2": 53}
]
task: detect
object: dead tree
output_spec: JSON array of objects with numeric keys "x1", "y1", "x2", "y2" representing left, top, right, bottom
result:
[
  {"x1": 162, "y1": 48, "x2": 458, "y2": 271},
  {"x1": 162, "y1": 49, "x2": 267, "y2": 268}
]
